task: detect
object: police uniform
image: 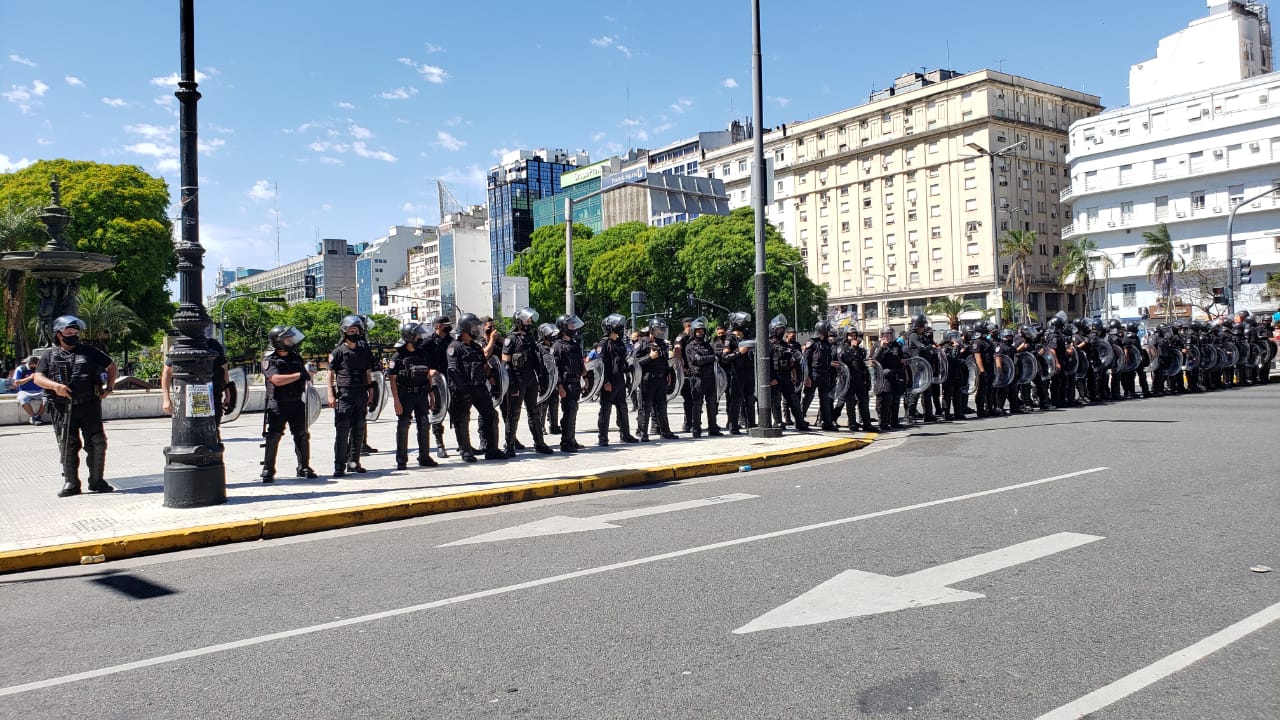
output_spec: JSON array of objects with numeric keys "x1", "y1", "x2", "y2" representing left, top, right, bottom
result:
[
  {"x1": 447, "y1": 335, "x2": 498, "y2": 462},
  {"x1": 684, "y1": 329, "x2": 723, "y2": 436},
  {"x1": 421, "y1": 326, "x2": 452, "y2": 456},
  {"x1": 769, "y1": 335, "x2": 808, "y2": 431},
  {"x1": 804, "y1": 331, "x2": 838, "y2": 431},
  {"x1": 634, "y1": 334, "x2": 677, "y2": 440},
  {"x1": 552, "y1": 333, "x2": 586, "y2": 451},
  {"x1": 389, "y1": 342, "x2": 437, "y2": 467},
  {"x1": 838, "y1": 338, "x2": 874, "y2": 432},
  {"x1": 261, "y1": 347, "x2": 313, "y2": 480},
  {"x1": 38, "y1": 342, "x2": 114, "y2": 495},
  {"x1": 722, "y1": 332, "x2": 756, "y2": 434},
  {"x1": 503, "y1": 328, "x2": 553, "y2": 455},
  {"x1": 328, "y1": 340, "x2": 374, "y2": 474},
  {"x1": 596, "y1": 333, "x2": 637, "y2": 445},
  {"x1": 871, "y1": 335, "x2": 906, "y2": 431}
]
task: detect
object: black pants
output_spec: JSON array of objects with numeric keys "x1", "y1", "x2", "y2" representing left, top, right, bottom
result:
[
  {"x1": 395, "y1": 391, "x2": 432, "y2": 463},
  {"x1": 811, "y1": 376, "x2": 835, "y2": 427},
  {"x1": 680, "y1": 376, "x2": 695, "y2": 431},
  {"x1": 726, "y1": 375, "x2": 755, "y2": 431},
  {"x1": 637, "y1": 375, "x2": 672, "y2": 438},
  {"x1": 943, "y1": 380, "x2": 965, "y2": 418},
  {"x1": 333, "y1": 386, "x2": 367, "y2": 469},
  {"x1": 976, "y1": 374, "x2": 993, "y2": 416},
  {"x1": 876, "y1": 380, "x2": 903, "y2": 429},
  {"x1": 450, "y1": 384, "x2": 496, "y2": 456},
  {"x1": 772, "y1": 379, "x2": 805, "y2": 430},
  {"x1": 559, "y1": 379, "x2": 581, "y2": 448},
  {"x1": 597, "y1": 379, "x2": 632, "y2": 441},
  {"x1": 689, "y1": 372, "x2": 720, "y2": 433},
  {"x1": 506, "y1": 376, "x2": 547, "y2": 449},
  {"x1": 842, "y1": 384, "x2": 872, "y2": 430},
  {"x1": 51, "y1": 400, "x2": 107, "y2": 486},
  {"x1": 263, "y1": 400, "x2": 309, "y2": 474}
]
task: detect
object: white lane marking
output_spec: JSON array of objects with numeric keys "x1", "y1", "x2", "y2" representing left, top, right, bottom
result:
[
  {"x1": 1034, "y1": 600, "x2": 1280, "y2": 719},
  {"x1": 734, "y1": 532, "x2": 1104, "y2": 633},
  {"x1": 0, "y1": 467, "x2": 1108, "y2": 698},
  {"x1": 439, "y1": 493, "x2": 759, "y2": 546}
]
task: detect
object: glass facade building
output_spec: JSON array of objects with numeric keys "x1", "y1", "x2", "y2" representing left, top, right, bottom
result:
[
  {"x1": 531, "y1": 177, "x2": 604, "y2": 233},
  {"x1": 487, "y1": 158, "x2": 575, "y2": 299}
]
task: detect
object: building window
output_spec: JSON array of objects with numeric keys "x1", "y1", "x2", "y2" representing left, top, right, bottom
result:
[
  {"x1": 964, "y1": 177, "x2": 977, "y2": 190},
  {"x1": 739, "y1": 159, "x2": 748, "y2": 172},
  {"x1": 1191, "y1": 190, "x2": 1206, "y2": 211},
  {"x1": 1122, "y1": 283, "x2": 1137, "y2": 307},
  {"x1": 842, "y1": 221, "x2": 851, "y2": 232},
  {"x1": 863, "y1": 197, "x2": 872, "y2": 208},
  {"x1": 1193, "y1": 244, "x2": 1207, "y2": 260},
  {"x1": 929, "y1": 183, "x2": 941, "y2": 196},
  {"x1": 1153, "y1": 158, "x2": 1167, "y2": 179},
  {"x1": 1120, "y1": 201, "x2": 1134, "y2": 223},
  {"x1": 932, "y1": 268, "x2": 943, "y2": 281},
  {"x1": 1155, "y1": 195, "x2": 1169, "y2": 221},
  {"x1": 932, "y1": 247, "x2": 943, "y2": 260},
  {"x1": 820, "y1": 263, "x2": 830, "y2": 274},
  {"x1": 965, "y1": 199, "x2": 978, "y2": 211},
  {"x1": 931, "y1": 226, "x2": 942, "y2": 239},
  {"x1": 966, "y1": 242, "x2": 979, "y2": 255},
  {"x1": 967, "y1": 264, "x2": 980, "y2": 277},
  {"x1": 721, "y1": 164, "x2": 731, "y2": 176},
  {"x1": 930, "y1": 205, "x2": 941, "y2": 217},
  {"x1": 865, "y1": 237, "x2": 874, "y2": 248},
  {"x1": 1229, "y1": 184, "x2": 1244, "y2": 207},
  {"x1": 863, "y1": 217, "x2": 873, "y2": 229}
]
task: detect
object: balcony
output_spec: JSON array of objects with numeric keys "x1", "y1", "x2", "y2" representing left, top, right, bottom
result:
[
  {"x1": 1060, "y1": 186, "x2": 1073, "y2": 201},
  {"x1": 1062, "y1": 223, "x2": 1076, "y2": 238}
]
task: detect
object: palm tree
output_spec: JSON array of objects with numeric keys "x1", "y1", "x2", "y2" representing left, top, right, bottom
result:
[
  {"x1": 999, "y1": 230, "x2": 1037, "y2": 324},
  {"x1": 984, "y1": 300, "x2": 1036, "y2": 328},
  {"x1": 0, "y1": 205, "x2": 49, "y2": 359},
  {"x1": 1053, "y1": 236, "x2": 1103, "y2": 316},
  {"x1": 924, "y1": 295, "x2": 981, "y2": 330},
  {"x1": 73, "y1": 285, "x2": 141, "y2": 352},
  {"x1": 1138, "y1": 224, "x2": 1182, "y2": 321}
]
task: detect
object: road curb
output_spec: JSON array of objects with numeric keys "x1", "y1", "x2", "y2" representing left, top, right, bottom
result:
[{"x1": 0, "y1": 434, "x2": 874, "y2": 574}]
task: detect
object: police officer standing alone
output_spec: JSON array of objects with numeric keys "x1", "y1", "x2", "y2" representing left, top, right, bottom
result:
[
  {"x1": 596, "y1": 313, "x2": 639, "y2": 446},
  {"x1": 448, "y1": 313, "x2": 502, "y2": 462},
  {"x1": 328, "y1": 315, "x2": 374, "y2": 476},
  {"x1": 552, "y1": 314, "x2": 587, "y2": 452},
  {"x1": 388, "y1": 322, "x2": 439, "y2": 470},
  {"x1": 502, "y1": 308, "x2": 555, "y2": 456},
  {"x1": 684, "y1": 317, "x2": 724, "y2": 437},
  {"x1": 33, "y1": 315, "x2": 118, "y2": 497},
  {"x1": 259, "y1": 325, "x2": 318, "y2": 482}
]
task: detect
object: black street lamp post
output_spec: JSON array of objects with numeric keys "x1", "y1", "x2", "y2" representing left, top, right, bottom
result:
[{"x1": 162, "y1": 0, "x2": 226, "y2": 508}]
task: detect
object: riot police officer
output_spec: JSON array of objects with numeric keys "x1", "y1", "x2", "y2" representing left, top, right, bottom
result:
[
  {"x1": 721, "y1": 312, "x2": 756, "y2": 435},
  {"x1": 941, "y1": 330, "x2": 969, "y2": 420},
  {"x1": 448, "y1": 313, "x2": 501, "y2": 462},
  {"x1": 674, "y1": 317, "x2": 696, "y2": 432},
  {"x1": 684, "y1": 317, "x2": 724, "y2": 437},
  {"x1": 552, "y1": 314, "x2": 587, "y2": 452},
  {"x1": 388, "y1": 322, "x2": 439, "y2": 469},
  {"x1": 327, "y1": 315, "x2": 374, "y2": 476},
  {"x1": 534, "y1": 322, "x2": 562, "y2": 436},
  {"x1": 635, "y1": 317, "x2": 679, "y2": 441},
  {"x1": 904, "y1": 314, "x2": 940, "y2": 423},
  {"x1": 259, "y1": 325, "x2": 317, "y2": 482},
  {"x1": 768, "y1": 316, "x2": 808, "y2": 431},
  {"x1": 805, "y1": 320, "x2": 840, "y2": 431},
  {"x1": 596, "y1": 313, "x2": 639, "y2": 446},
  {"x1": 972, "y1": 321, "x2": 996, "y2": 417},
  {"x1": 421, "y1": 315, "x2": 454, "y2": 458},
  {"x1": 34, "y1": 315, "x2": 118, "y2": 497},
  {"x1": 838, "y1": 328, "x2": 875, "y2": 432},
  {"x1": 871, "y1": 325, "x2": 905, "y2": 431},
  {"x1": 502, "y1": 307, "x2": 555, "y2": 456}
]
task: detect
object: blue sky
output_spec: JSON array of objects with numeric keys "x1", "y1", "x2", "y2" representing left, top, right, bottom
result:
[{"x1": 2, "y1": 0, "x2": 1220, "y2": 294}]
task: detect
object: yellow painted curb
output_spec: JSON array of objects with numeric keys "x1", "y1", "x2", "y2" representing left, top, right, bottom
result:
[{"x1": 0, "y1": 433, "x2": 874, "y2": 574}]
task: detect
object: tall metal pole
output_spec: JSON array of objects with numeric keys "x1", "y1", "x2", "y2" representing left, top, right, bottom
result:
[
  {"x1": 790, "y1": 262, "x2": 799, "y2": 328},
  {"x1": 749, "y1": 0, "x2": 779, "y2": 438},
  {"x1": 987, "y1": 151, "x2": 1002, "y2": 326},
  {"x1": 564, "y1": 196, "x2": 575, "y2": 316},
  {"x1": 163, "y1": 0, "x2": 226, "y2": 507}
]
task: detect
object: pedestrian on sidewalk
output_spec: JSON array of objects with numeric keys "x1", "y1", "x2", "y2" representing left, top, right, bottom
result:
[
  {"x1": 32, "y1": 315, "x2": 117, "y2": 497},
  {"x1": 260, "y1": 325, "x2": 318, "y2": 482},
  {"x1": 328, "y1": 315, "x2": 374, "y2": 476},
  {"x1": 13, "y1": 355, "x2": 47, "y2": 425}
]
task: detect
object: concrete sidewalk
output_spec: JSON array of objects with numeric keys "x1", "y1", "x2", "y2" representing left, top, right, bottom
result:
[{"x1": 0, "y1": 406, "x2": 873, "y2": 573}]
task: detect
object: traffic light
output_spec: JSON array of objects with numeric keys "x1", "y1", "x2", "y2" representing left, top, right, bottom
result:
[
  {"x1": 686, "y1": 291, "x2": 696, "y2": 307},
  {"x1": 378, "y1": 285, "x2": 388, "y2": 306},
  {"x1": 303, "y1": 274, "x2": 317, "y2": 299},
  {"x1": 630, "y1": 290, "x2": 647, "y2": 317},
  {"x1": 1237, "y1": 259, "x2": 1252, "y2": 284},
  {"x1": 1211, "y1": 286, "x2": 1227, "y2": 304},
  {"x1": 410, "y1": 305, "x2": 418, "y2": 320}
]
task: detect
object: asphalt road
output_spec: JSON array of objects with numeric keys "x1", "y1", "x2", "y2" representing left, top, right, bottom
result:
[{"x1": 1, "y1": 385, "x2": 1276, "y2": 719}]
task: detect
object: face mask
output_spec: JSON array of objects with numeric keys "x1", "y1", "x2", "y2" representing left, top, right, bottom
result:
[{"x1": 60, "y1": 334, "x2": 80, "y2": 347}]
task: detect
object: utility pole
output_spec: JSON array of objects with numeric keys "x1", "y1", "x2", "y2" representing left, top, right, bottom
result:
[{"x1": 748, "y1": 0, "x2": 780, "y2": 438}]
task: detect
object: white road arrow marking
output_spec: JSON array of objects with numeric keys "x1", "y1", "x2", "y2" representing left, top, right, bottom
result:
[
  {"x1": 734, "y1": 532, "x2": 1103, "y2": 634},
  {"x1": 439, "y1": 493, "x2": 759, "y2": 546}
]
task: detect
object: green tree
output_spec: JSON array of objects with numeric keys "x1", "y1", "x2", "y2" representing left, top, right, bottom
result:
[
  {"x1": 507, "y1": 222, "x2": 594, "y2": 316},
  {"x1": 984, "y1": 299, "x2": 1036, "y2": 328},
  {"x1": 1054, "y1": 236, "x2": 1102, "y2": 316},
  {"x1": 1267, "y1": 272, "x2": 1280, "y2": 300},
  {"x1": 74, "y1": 285, "x2": 141, "y2": 353},
  {"x1": 1138, "y1": 223, "x2": 1182, "y2": 321},
  {"x1": 366, "y1": 313, "x2": 401, "y2": 348},
  {"x1": 0, "y1": 204, "x2": 47, "y2": 361},
  {"x1": 924, "y1": 296, "x2": 981, "y2": 329},
  {"x1": 999, "y1": 230, "x2": 1037, "y2": 324},
  {"x1": 279, "y1": 300, "x2": 350, "y2": 360},
  {"x1": 0, "y1": 160, "x2": 177, "y2": 349},
  {"x1": 218, "y1": 295, "x2": 281, "y2": 363}
]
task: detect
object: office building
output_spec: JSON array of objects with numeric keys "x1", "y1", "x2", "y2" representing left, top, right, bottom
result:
[
  {"x1": 531, "y1": 157, "x2": 625, "y2": 233},
  {"x1": 355, "y1": 225, "x2": 439, "y2": 315},
  {"x1": 215, "y1": 238, "x2": 358, "y2": 307},
  {"x1": 599, "y1": 168, "x2": 731, "y2": 227},
  {"x1": 385, "y1": 205, "x2": 492, "y2": 320}
]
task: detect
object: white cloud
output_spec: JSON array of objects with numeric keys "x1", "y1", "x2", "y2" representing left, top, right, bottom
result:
[
  {"x1": 197, "y1": 137, "x2": 225, "y2": 154},
  {"x1": 349, "y1": 123, "x2": 373, "y2": 139},
  {"x1": 150, "y1": 70, "x2": 207, "y2": 87},
  {"x1": 438, "y1": 164, "x2": 487, "y2": 197},
  {"x1": 620, "y1": 118, "x2": 643, "y2": 127},
  {"x1": 722, "y1": 77, "x2": 738, "y2": 89},
  {"x1": 307, "y1": 140, "x2": 348, "y2": 154},
  {"x1": 397, "y1": 56, "x2": 448, "y2": 84},
  {"x1": 9, "y1": 54, "x2": 36, "y2": 67},
  {"x1": 36, "y1": 138, "x2": 54, "y2": 146},
  {"x1": 352, "y1": 141, "x2": 396, "y2": 162},
  {"x1": 0, "y1": 154, "x2": 32, "y2": 172},
  {"x1": 590, "y1": 36, "x2": 614, "y2": 48},
  {"x1": 591, "y1": 131, "x2": 606, "y2": 142},
  {"x1": 652, "y1": 121, "x2": 675, "y2": 134},
  {"x1": 670, "y1": 98, "x2": 693, "y2": 114},
  {"x1": 248, "y1": 180, "x2": 274, "y2": 201},
  {"x1": 336, "y1": 101, "x2": 355, "y2": 109},
  {"x1": 436, "y1": 130, "x2": 466, "y2": 151},
  {"x1": 769, "y1": 96, "x2": 791, "y2": 108},
  {"x1": 401, "y1": 202, "x2": 419, "y2": 212},
  {"x1": 101, "y1": 97, "x2": 128, "y2": 107},
  {"x1": 633, "y1": 129, "x2": 649, "y2": 142},
  {"x1": 3, "y1": 80, "x2": 48, "y2": 113},
  {"x1": 65, "y1": 76, "x2": 85, "y2": 87},
  {"x1": 31, "y1": 80, "x2": 49, "y2": 97},
  {"x1": 616, "y1": 45, "x2": 632, "y2": 58},
  {"x1": 319, "y1": 203, "x2": 333, "y2": 212},
  {"x1": 395, "y1": 117, "x2": 410, "y2": 124},
  {"x1": 424, "y1": 42, "x2": 445, "y2": 54},
  {"x1": 155, "y1": 158, "x2": 180, "y2": 173},
  {"x1": 317, "y1": 157, "x2": 344, "y2": 166},
  {"x1": 125, "y1": 123, "x2": 174, "y2": 140},
  {"x1": 124, "y1": 142, "x2": 176, "y2": 160},
  {"x1": 446, "y1": 115, "x2": 463, "y2": 127},
  {"x1": 284, "y1": 121, "x2": 321, "y2": 135},
  {"x1": 379, "y1": 86, "x2": 418, "y2": 100}
]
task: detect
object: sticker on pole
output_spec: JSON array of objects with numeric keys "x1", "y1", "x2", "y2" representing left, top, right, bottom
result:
[{"x1": 186, "y1": 382, "x2": 214, "y2": 418}]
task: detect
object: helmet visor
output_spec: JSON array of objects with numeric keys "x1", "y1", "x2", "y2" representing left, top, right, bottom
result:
[{"x1": 276, "y1": 326, "x2": 304, "y2": 348}]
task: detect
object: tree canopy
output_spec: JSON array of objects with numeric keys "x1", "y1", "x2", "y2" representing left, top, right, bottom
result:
[{"x1": 506, "y1": 208, "x2": 827, "y2": 331}]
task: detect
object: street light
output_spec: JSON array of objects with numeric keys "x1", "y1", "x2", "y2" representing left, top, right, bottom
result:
[
  {"x1": 748, "y1": 0, "x2": 780, "y2": 438},
  {"x1": 781, "y1": 260, "x2": 801, "y2": 328},
  {"x1": 966, "y1": 140, "x2": 1026, "y2": 325}
]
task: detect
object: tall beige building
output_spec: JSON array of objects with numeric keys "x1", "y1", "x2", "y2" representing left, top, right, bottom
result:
[{"x1": 701, "y1": 69, "x2": 1102, "y2": 331}]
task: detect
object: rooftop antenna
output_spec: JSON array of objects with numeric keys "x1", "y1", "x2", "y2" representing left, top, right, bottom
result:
[{"x1": 994, "y1": 58, "x2": 1007, "y2": 72}]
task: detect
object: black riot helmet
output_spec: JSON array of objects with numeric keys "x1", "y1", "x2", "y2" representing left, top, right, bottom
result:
[
  {"x1": 879, "y1": 326, "x2": 895, "y2": 338},
  {"x1": 268, "y1": 325, "x2": 304, "y2": 351},
  {"x1": 340, "y1": 314, "x2": 365, "y2": 340},
  {"x1": 1019, "y1": 325, "x2": 1036, "y2": 341},
  {"x1": 1000, "y1": 328, "x2": 1015, "y2": 341},
  {"x1": 513, "y1": 307, "x2": 539, "y2": 330},
  {"x1": 651, "y1": 317, "x2": 670, "y2": 341},
  {"x1": 1049, "y1": 315, "x2": 1065, "y2": 331},
  {"x1": 691, "y1": 316, "x2": 708, "y2": 333},
  {"x1": 1125, "y1": 321, "x2": 1139, "y2": 333},
  {"x1": 768, "y1": 314, "x2": 787, "y2": 338},
  {"x1": 728, "y1": 311, "x2": 751, "y2": 331},
  {"x1": 1089, "y1": 318, "x2": 1105, "y2": 334},
  {"x1": 602, "y1": 313, "x2": 627, "y2": 336},
  {"x1": 814, "y1": 320, "x2": 833, "y2": 337},
  {"x1": 400, "y1": 321, "x2": 424, "y2": 344},
  {"x1": 537, "y1": 322, "x2": 558, "y2": 342},
  {"x1": 911, "y1": 313, "x2": 928, "y2": 330},
  {"x1": 555, "y1": 313, "x2": 584, "y2": 336},
  {"x1": 1108, "y1": 318, "x2": 1123, "y2": 332},
  {"x1": 457, "y1": 312, "x2": 482, "y2": 339}
]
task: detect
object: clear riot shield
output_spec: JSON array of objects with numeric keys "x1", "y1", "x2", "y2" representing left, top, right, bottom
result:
[
  {"x1": 992, "y1": 351, "x2": 1016, "y2": 388},
  {"x1": 1182, "y1": 345, "x2": 1201, "y2": 373},
  {"x1": 666, "y1": 359, "x2": 685, "y2": 404},
  {"x1": 628, "y1": 356, "x2": 643, "y2": 401},
  {"x1": 1221, "y1": 343, "x2": 1238, "y2": 368},
  {"x1": 1158, "y1": 347, "x2": 1184, "y2": 378},
  {"x1": 486, "y1": 355, "x2": 509, "y2": 409},
  {"x1": 796, "y1": 349, "x2": 809, "y2": 385},
  {"x1": 222, "y1": 367, "x2": 248, "y2": 423},
  {"x1": 714, "y1": 362, "x2": 729, "y2": 401},
  {"x1": 365, "y1": 371, "x2": 388, "y2": 422},
  {"x1": 1092, "y1": 338, "x2": 1115, "y2": 370},
  {"x1": 537, "y1": 353, "x2": 559, "y2": 407},
  {"x1": 427, "y1": 373, "x2": 451, "y2": 425},
  {"x1": 964, "y1": 357, "x2": 980, "y2": 396},
  {"x1": 828, "y1": 362, "x2": 850, "y2": 401},
  {"x1": 1199, "y1": 344, "x2": 1218, "y2": 371},
  {"x1": 905, "y1": 355, "x2": 934, "y2": 393},
  {"x1": 1255, "y1": 340, "x2": 1273, "y2": 370},
  {"x1": 583, "y1": 356, "x2": 605, "y2": 402},
  {"x1": 1063, "y1": 345, "x2": 1082, "y2": 378},
  {"x1": 1037, "y1": 347, "x2": 1060, "y2": 379},
  {"x1": 1014, "y1": 351, "x2": 1039, "y2": 385},
  {"x1": 305, "y1": 382, "x2": 323, "y2": 428},
  {"x1": 1117, "y1": 344, "x2": 1141, "y2": 373},
  {"x1": 933, "y1": 347, "x2": 949, "y2": 385},
  {"x1": 868, "y1": 360, "x2": 886, "y2": 396}
]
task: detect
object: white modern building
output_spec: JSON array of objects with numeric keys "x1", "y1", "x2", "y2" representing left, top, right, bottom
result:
[
  {"x1": 385, "y1": 205, "x2": 492, "y2": 321},
  {"x1": 1066, "y1": 1, "x2": 1279, "y2": 321},
  {"x1": 1130, "y1": 1, "x2": 1272, "y2": 106},
  {"x1": 356, "y1": 225, "x2": 439, "y2": 316}
]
